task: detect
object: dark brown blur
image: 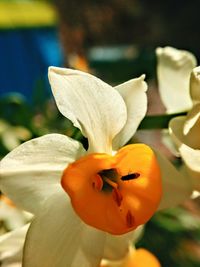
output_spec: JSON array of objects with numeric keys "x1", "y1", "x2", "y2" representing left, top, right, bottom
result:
[{"x1": 55, "y1": 0, "x2": 200, "y2": 65}]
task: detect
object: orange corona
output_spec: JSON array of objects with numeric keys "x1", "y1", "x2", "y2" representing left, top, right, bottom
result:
[
  {"x1": 100, "y1": 247, "x2": 161, "y2": 267},
  {"x1": 127, "y1": 248, "x2": 161, "y2": 267},
  {"x1": 61, "y1": 144, "x2": 162, "y2": 235}
]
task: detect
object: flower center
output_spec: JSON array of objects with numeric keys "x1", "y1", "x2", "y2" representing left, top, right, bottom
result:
[{"x1": 61, "y1": 144, "x2": 162, "y2": 235}]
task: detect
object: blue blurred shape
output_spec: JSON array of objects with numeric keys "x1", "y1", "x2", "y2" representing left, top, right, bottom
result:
[{"x1": 0, "y1": 28, "x2": 63, "y2": 101}]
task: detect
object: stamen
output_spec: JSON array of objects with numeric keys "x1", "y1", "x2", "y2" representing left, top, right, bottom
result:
[
  {"x1": 103, "y1": 176, "x2": 118, "y2": 189},
  {"x1": 92, "y1": 174, "x2": 103, "y2": 191},
  {"x1": 121, "y1": 173, "x2": 140, "y2": 181},
  {"x1": 112, "y1": 188, "x2": 123, "y2": 206},
  {"x1": 126, "y1": 210, "x2": 135, "y2": 228},
  {"x1": 98, "y1": 168, "x2": 119, "y2": 191}
]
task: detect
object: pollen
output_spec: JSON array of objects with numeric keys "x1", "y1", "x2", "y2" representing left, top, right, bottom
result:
[{"x1": 61, "y1": 144, "x2": 162, "y2": 235}]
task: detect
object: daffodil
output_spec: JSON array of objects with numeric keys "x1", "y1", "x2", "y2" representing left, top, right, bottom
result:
[
  {"x1": 169, "y1": 66, "x2": 200, "y2": 193},
  {"x1": 0, "y1": 67, "x2": 192, "y2": 267},
  {"x1": 100, "y1": 245, "x2": 161, "y2": 267},
  {"x1": 156, "y1": 46, "x2": 197, "y2": 113}
]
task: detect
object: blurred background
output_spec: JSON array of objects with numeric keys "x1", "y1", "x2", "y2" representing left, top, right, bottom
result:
[{"x1": 0, "y1": 0, "x2": 200, "y2": 266}]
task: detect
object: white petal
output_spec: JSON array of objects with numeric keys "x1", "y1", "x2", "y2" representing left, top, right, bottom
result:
[
  {"x1": 113, "y1": 75, "x2": 148, "y2": 150},
  {"x1": 169, "y1": 107, "x2": 200, "y2": 150},
  {"x1": 155, "y1": 150, "x2": 193, "y2": 209},
  {"x1": 0, "y1": 224, "x2": 29, "y2": 267},
  {"x1": 48, "y1": 67, "x2": 127, "y2": 153},
  {"x1": 23, "y1": 192, "x2": 105, "y2": 267},
  {"x1": 156, "y1": 46, "x2": 196, "y2": 113},
  {"x1": 161, "y1": 130, "x2": 180, "y2": 157},
  {"x1": 0, "y1": 200, "x2": 27, "y2": 230},
  {"x1": 0, "y1": 224, "x2": 28, "y2": 253},
  {"x1": 103, "y1": 226, "x2": 144, "y2": 261},
  {"x1": 0, "y1": 134, "x2": 85, "y2": 214},
  {"x1": 179, "y1": 144, "x2": 200, "y2": 191},
  {"x1": 183, "y1": 104, "x2": 200, "y2": 134},
  {"x1": 76, "y1": 225, "x2": 106, "y2": 267},
  {"x1": 183, "y1": 104, "x2": 200, "y2": 148},
  {"x1": 1, "y1": 261, "x2": 22, "y2": 267},
  {"x1": 190, "y1": 66, "x2": 200, "y2": 104},
  {"x1": 169, "y1": 116, "x2": 186, "y2": 149}
]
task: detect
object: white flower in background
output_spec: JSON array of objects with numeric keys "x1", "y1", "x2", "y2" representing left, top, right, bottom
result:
[
  {"x1": 0, "y1": 67, "x2": 192, "y2": 267},
  {"x1": 0, "y1": 120, "x2": 31, "y2": 152},
  {"x1": 0, "y1": 195, "x2": 32, "y2": 232},
  {"x1": 156, "y1": 46, "x2": 197, "y2": 113},
  {"x1": 169, "y1": 66, "x2": 200, "y2": 193}
]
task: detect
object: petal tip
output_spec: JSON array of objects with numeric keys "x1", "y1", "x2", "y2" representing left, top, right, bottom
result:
[
  {"x1": 48, "y1": 66, "x2": 90, "y2": 81},
  {"x1": 134, "y1": 74, "x2": 147, "y2": 91},
  {"x1": 140, "y1": 74, "x2": 146, "y2": 80},
  {"x1": 48, "y1": 66, "x2": 61, "y2": 81},
  {"x1": 48, "y1": 66, "x2": 66, "y2": 76},
  {"x1": 156, "y1": 46, "x2": 196, "y2": 67},
  {"x1": 139, "y1": 74, "x2": 148, "y2": 92},
  {"x1": 48, "y1": 66, "x2": 58, "y2": 74},
  {"x1": 193, "y1": 66, "x2": 200, "y2": 73},
  {"x1": 155, "y1": 47, "x2": 162, "y2": 56}
]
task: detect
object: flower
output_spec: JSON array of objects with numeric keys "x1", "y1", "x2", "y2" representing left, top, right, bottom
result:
[
  {"x1": 0, "y1": 67, "x2": 192, "y2": 267},
  {"x1": 169, "y1": 66, "x2": 200, "y2": 193},
  {"x1": 156, "y1": 46, "x2": 197, "y2": 113},
  {"x1": 100, "y1": 245, "x2": 161, "y2": 267},
  {"x1": 0, "y1": 120, "x2": 31, "y2": 152},
  {"x1": 0, "y1": 195, "x2": 31, "y2": 231}
]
